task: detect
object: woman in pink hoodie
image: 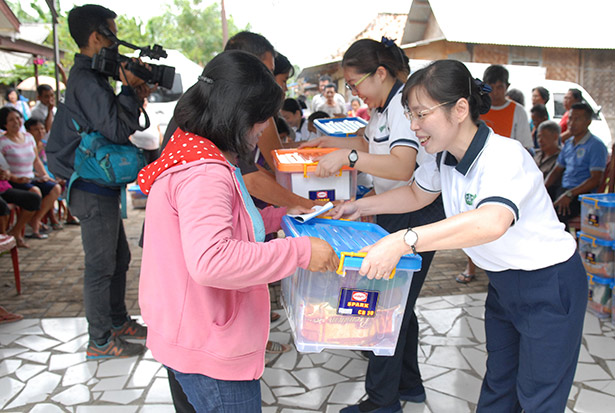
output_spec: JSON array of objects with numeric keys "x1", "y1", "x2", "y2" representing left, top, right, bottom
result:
[{"x1": 138, "y1": 50, "x2": 338, "y2": 412}]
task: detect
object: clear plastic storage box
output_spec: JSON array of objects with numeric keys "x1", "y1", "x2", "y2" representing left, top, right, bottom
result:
[
  {"x1": 579, "y1": 194, "x2": 615, "y2": 240},
  {"x1": 281, "y1": 217, "x2": 422, "y2": 356},
  {"x1": 587, "y1": 273, "x2": 613, "y2": 318},
  {"x1": 272, "y1": 148, "x2": 357, "y2": 202},
  {"x1": 578, "y1": 232, "x2": 615, "y2": 278}
]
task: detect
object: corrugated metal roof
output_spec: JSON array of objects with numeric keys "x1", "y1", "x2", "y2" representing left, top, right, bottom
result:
[
  {"x1": 331, "y1": 13, "x2": 408, "y2": 60},
  {"x1": 427, "y1": 0, "x2": 615, "y2": 50}
]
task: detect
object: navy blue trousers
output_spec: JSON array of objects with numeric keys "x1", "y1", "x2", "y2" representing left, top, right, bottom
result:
[{"x1": 478, "y1": 252, "x2": 586, "y2": 413}]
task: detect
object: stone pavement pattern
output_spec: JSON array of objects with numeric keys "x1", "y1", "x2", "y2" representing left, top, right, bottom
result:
[
  {"x1": 1, "y1": 295, "x2": 614, "y2": 412},
  {"x1": 2, "y1": 200, "x2": 613, "y2": 411}
]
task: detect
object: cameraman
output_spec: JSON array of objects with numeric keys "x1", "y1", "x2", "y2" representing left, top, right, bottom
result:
[{"x1": 47, "y1": 4, "x2": 150, "y2": 359}]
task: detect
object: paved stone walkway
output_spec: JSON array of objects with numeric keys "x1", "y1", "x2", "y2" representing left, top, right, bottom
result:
[
  {"x1": 0, "y1": 200, "x2": 487, "y2": 318},
  {"x1": 1, "y1": 200, "x2": 614, "y2": 412}
]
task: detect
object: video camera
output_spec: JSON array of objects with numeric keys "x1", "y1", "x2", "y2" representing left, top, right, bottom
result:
[{"x1": 91, "y1": 25, "x2": 176, "y2": 90}]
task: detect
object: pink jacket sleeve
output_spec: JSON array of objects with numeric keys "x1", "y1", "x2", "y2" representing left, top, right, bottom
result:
[{"x1": 172, "y1": 164, "x2": 311, "y2": 289}]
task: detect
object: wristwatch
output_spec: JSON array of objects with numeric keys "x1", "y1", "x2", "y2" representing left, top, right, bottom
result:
[
  {"x1": 403, "y1": 228, "x2": 418, "y2": 255},
  {"x1": 348, "y1": 149, "x2": 359, "y2": 168},
  {"x1": 565, "y1": 190, "x2": 574, "y2": 198}
]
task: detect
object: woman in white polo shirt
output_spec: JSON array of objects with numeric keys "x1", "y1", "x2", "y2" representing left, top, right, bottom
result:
[
  {"x1": 302, "y1": 38, "x2": 445, "y2": 413},
  {"x1": 332, "y1": 59, "x2": 586, "y2": 413}
]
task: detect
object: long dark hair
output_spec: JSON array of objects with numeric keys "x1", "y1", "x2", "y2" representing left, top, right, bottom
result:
[
  {"x1": 402, "y1": 60, "x2": 491, "y2": 124},
  {"x1": 174, "y1": 50, "x2": 283, "y2": 159},
  {"x1": 342, "y1": 38, "x2": 409, "y2": 83}
]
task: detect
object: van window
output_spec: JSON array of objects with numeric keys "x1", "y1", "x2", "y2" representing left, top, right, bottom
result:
[
  {"x1": 552, "y1": 92, "x2": 599, "y2": 120},
  {"x1": 148, "y1": 73, "x2": 183, "y2": 103}
]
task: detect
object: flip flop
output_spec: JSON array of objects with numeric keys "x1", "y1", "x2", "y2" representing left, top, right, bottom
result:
[
  {"x1": 265, "y1": 340, "x2": 291, "y2": 354},
  {"x1": 0, "y1": 307, "x2": 23, "y2": 325},
  {"x1": 51, "y1": 223, "x2": 64, "y2": 230},
  {"x1": 455, "y1": 272, "x2": 475, "y2": 284},
  {"x1": 25, "y1": 232, "x2": 48, "y2": 239},
  {"x1": 65, "y1": 218, "x2": 80, "y2": 225},
  {"x1": 270, "y1": 311, "x2": 281, "y2": 322}
]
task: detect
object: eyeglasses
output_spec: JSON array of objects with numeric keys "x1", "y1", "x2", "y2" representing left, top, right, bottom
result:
[
  {"x1": 403, "y1": 100, "x2": 456, "y2": 122},
  {"x1": 345, "y1": 71, "x2": 374, "y2": 92}
]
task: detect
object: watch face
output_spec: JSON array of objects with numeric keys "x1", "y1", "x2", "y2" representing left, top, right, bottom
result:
[
  {"x1": 349, "y1": 151, "x2": 358, "y2": 162},
  {"x1": 404, "y1": 229, "x2": 417, "y2": 246}
]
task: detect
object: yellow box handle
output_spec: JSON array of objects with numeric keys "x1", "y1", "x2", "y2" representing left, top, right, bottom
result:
[
  {"x1": 336, "y1": 251, "x2": 396, "y2": 279},
  {"x1": 303, "y1": 162, "x2": 343, "y2": 178},
  {"x1": 580, "y1": 232, "x2": 598, "y2": 247},
  {"x1": 582, "y1": 196, "x2": 602, "y2": 209}
]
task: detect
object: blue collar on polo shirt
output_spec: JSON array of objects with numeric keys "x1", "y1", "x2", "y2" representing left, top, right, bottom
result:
[
  {"x1": 376, "y1": 79, "x2": 403, "y2": 113},
  {"x1": 439, "y1": 121, "x2": 490, "y2": 176}
]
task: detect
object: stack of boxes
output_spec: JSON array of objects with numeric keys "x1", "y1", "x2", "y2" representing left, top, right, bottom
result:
[{"x1": 578, "y1": 194, "x2": 615, "y2": 322}]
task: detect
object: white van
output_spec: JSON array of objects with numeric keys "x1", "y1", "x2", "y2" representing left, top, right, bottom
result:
[
  {"x1": 535, "y1": 79, "x2": 612, "y2": 148},
  {"x1": 130, "y1": 50, "x2": 203, "y2": 150}
]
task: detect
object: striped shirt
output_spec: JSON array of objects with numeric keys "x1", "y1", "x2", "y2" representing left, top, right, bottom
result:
[{"x1": 0, "y1": 133, "x2": 37, "y2": 178}]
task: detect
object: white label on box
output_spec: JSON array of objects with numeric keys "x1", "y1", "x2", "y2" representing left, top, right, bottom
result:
[{"x1": 290, "y1": 171, "x2": 352, "y2": 200}]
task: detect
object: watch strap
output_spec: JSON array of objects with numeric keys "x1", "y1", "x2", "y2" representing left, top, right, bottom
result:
[{"x1": 348, "y1": 149, "x2": 358, "y2": 168}]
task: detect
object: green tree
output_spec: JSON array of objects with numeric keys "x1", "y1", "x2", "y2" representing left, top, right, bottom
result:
[
  {"x1": 1, "y1": 63, "x2": 56, "y2": 85},
  {"x1": 2, "y1": 0, "x2": 247, "y2": 82},
  {"x1": 145, "y1": 0, "x2": 246, "y2": 66}
]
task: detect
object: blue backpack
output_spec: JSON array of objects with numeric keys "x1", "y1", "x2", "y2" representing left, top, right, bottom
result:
[
  {"x1": 68, "y1": 119, "x2": 146, "y2": 217},
  {"x1": 71, "y1": 119, "x2": 145, "y2": 186}
]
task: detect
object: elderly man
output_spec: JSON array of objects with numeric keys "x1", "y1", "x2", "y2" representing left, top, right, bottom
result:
[
  {"x1": 311, "y1": 74, "x2": 346, "y2": 112},
  {"x1": 534, "y1": 120, "x2": 561, "y2": 200},
  {"x1": 530, "y1": 104, "x2": 549, "y2": 149},
  {"x1": 545, "y1": 102, "x2": 607, "y2": 227}
]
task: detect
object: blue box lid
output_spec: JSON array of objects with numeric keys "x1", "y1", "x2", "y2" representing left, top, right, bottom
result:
[
  {"x1": 314, "y1": 117, "x2": 368, "y2": 137},
  {"x1": 281, "y1": 216, "x2": 422, "y2": 275},
  {"x1": 587, "y1": 273, "x2": 615, "y2": 287},
  {"x1": 578, "y1": 231, "x2": 615, "y2": 248},
  {"x1": 579, "y1": 193, "x2": 615, "y2": 207}
]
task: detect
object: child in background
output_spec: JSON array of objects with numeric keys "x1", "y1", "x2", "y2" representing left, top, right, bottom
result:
[
  {"x1": 25, "y1": 118, "x2": 78, "y2": 227},
  {"x1": 306, "y1": 111, "x2": 329, "y2": 138},
  {"x1": 281, "y1": 98, "x2": 313, "y2": 142},
  {"x1": 348, "y1": 97, "x2": 370, "y2": 121}
]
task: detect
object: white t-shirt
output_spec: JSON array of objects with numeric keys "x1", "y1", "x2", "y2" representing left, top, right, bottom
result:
[
  {"x1": 315, "y1": 101, "x2": 346, "y2": 117},
  {"x1": 414, "y1": 123, "x2": 576, "y2": 272},
  {"x1": 311, "y1": 93, "x2": 346, "y2": 113},
  {"x1": 31, "y1": 102, "x2": 56, "y2": 123},
  {"x1": 294, "y1": 118, "x2": 318, "y2": 142},
  {"x1": 363, "y1": 81, "x2": 429, "y2": 194}
]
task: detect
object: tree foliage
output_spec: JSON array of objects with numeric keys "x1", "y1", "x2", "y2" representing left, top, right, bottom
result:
[
  {"x1": 2, "y1": 0, "x2": 247, "y2": 83},
  {"x1": 145, "y1": 0, "x2": 245, "y2": 66},
  {"x1": 1, "y1": 64, "x2": 57, "y2": 85}
]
